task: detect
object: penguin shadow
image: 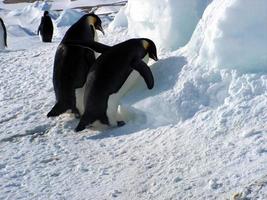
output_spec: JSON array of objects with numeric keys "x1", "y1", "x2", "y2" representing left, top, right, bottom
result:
[
  {"x1": 86, "y1": 56, "x2": 187, "y2": 140},
  {"x1": 57, "y1": 105, "x2": 145, "y2": 139},
  {"x1": 85, "y1": 106, "x2": 147, "y2": 140}
]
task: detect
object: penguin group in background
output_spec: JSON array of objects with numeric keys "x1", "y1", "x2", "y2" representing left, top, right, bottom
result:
[
  {"x1": 0, "y1": 17, "x2": 7, "y2": 49},
  {"x1": 38, "y1": 11, "x2": 53, "y2": 42},
  {"x1": 65, "y1": 38, "x2": 158, "y2": 132},
  {"x1": 47, "y1": 14, "x2": 107, "y2": 118}
]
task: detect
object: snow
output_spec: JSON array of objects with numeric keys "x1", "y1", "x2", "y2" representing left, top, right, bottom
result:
[
  {"x1": 108, "y1": 6, "x2": 127, "y2": 30},
  {"x1": 185, "y1": 0, "x2": 267, "y2": 73},
  {"x1": 3, "y1": 2, "x2": 59, "y2": 37},
  {"x1": 55, "y1": 9, "x2": 83, "y2": 28},
  {"x1": 1, "y1": 0, "x2": 267, "y2": 199},
  {"x1": 124, "y1": 0, "x2": 212, "y2": 50}
]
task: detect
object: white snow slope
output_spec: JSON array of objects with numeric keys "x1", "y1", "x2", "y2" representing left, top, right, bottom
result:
[{"x1": 1, "y1": 0, "x2": 267, "y2": 200}]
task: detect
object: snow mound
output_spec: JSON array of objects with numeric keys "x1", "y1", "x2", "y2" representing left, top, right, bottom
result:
[
  {"x1": 8, "y1": 1, "x2": 51, "y2": 19},
  {"x1": 55, "y1": 9, "x2": 84, "y2": 27},
  {"x1": 123, "y1": 0, "x2": 212, "y2": 50},
  {"x1": 7, "y1": 25, "x2": 35, "y2": 37},
  {"x1": 185, "y1": 0, "x2": 267, "y2": 73},
  {"x1": 6, "y1": 2, "x2": 54, "y2": 35},
  {"x1": 108, "y1": 6, "x2": 127, "y2": 30}
]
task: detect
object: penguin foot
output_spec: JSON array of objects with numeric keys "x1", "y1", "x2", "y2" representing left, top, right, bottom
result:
[
  {"x1": 47, "y1": 103, "x2": 67, "y2": 117},
  {"x1": 117, "y1": 121, "x2": 126, "y2": 127},
  {"x1": 47, "y1": 109, "x2": 60, "y2": 117},
  {"x1": 75, "y1": 123, "x2": 86, "y2": 132}
]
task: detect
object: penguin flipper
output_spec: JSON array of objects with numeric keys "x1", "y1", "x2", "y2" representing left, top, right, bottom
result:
[
  {"x1": 63, "y1": 40, "x2": 110, "y2": 53},
  {"x1": 132, "y1": 61, "x2": 154, "y2": 89}
]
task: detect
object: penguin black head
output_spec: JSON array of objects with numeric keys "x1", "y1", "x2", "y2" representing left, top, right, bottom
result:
[
  {"x1": 84, "y1": 14, "x2": 104, "y2": 35},
  {"x1": 44, "y1": 11, "x2": 49, "y2": 16},
  {"x1": 141, "y1": 38, "x2": 158, "y2": 61}
]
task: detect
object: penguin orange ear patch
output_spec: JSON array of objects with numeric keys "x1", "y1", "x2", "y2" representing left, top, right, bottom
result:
[
  {"x1": 88, "y1": 16, "x2": 97, "y2": 25},
  {"x1": 142, "y1": 40, "x2": 150, "y2": 50}
]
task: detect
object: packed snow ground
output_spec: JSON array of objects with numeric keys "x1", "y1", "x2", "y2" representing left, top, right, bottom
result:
[{"x1": 1, "y1": 0, "x2": 267, "y2": 199}]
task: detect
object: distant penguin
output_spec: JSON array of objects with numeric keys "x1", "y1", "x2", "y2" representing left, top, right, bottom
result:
[
  {"x1": 38, "y1": 11, "x2": 53, "y2": 42},
  {"x1": 71, "y1": 38, "x2": 158, "y2": 132},
  {"x1": 47, "y1": 14, "x2": 108, "y2": 118},
  {"x1": 0, "y1": 17, "x2": 7, "y2": 49}
]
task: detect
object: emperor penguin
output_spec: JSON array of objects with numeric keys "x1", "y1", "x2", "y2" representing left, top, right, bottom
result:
[
  {"x1": 38, "y1": 11, "x2": 54, "y2": 42},
  {"x1": 0, "y1": 17, "x2": 7, "y2": 49},
  {"x1": 71, "y1": 38, "x2": 158, "y2": 132},
  {"x1": 47, "y1": 14, "x2": 108, "y2": 118}
]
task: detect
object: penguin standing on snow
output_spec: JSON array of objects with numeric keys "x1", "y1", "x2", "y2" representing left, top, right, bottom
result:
[
  {"x1": 47, "y1": 14, "x2": 107, "y2": 118},
  {"x1": 38, "y1": 11, "x2": 53, "y2": 42},
  {"x1": 67, "y1": 38, "x2": 158, "y2": 132},
  {"x1": 0, "y1": 17, "x2": 7, "y2": 49}
]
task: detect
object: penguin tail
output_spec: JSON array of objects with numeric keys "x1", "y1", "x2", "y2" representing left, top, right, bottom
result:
[{"x1": 47, "y1": 103, "x2": 67, "y2": 117}]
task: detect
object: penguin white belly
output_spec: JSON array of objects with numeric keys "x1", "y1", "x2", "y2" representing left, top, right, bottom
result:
[
  {"x1": 105, "y1": 54, "x2": 150, "y2": 126},
  {"x1": 0, "y1": 26, "x2": 5, "y2": 49},
  {"x1": 38, "y1": 33, "x2": 43, "y2": 42},
  {"x1": 106, "y1": 93, "x2": 120, "y2": 126},
  {"x1": 94, "y1": 32, "x2": 101, "y2": 58},
  {"x1": 75, "y1": 84, "x2": 86, "y2": 115}
]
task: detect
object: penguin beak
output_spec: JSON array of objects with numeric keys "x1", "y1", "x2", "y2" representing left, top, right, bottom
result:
[
  {"x1": 150, "y1": 53, "x2": 158, "y2": 61},
  {"x1": 96, "y1": 25, "x2": 105, "y2": 35}
]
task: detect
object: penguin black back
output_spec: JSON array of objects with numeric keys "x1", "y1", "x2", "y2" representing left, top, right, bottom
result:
[
  {"x1": 38, "y1": 11, "x2": 53, "y2": 42},
  {"x1": 47, "y1": 14, "x2": 107, "y2": 118},
  {"x1": 74, "y1": 38, "x2": 158, "y2": 131}
]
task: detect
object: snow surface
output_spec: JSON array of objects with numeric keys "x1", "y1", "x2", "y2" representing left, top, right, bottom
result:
[
  {"x1": 185, "y1": 0, "x2": 267, "y2": 73},
  {"x1": 1, "y1": 0, "x2": 267, "y2": 199}
]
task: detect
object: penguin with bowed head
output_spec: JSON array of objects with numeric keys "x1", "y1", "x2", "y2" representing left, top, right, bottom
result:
[
  {"x1": 0, "y1": 17, "x2": 7, "y2": 49},
  {"x1": 38, "y1": 11, "x2": 54, "y2": 42},
  {"x1": 65, "y1": 38, "x2": 158, "y2": 132},
  {"x1": 47, "y1": 13, "x2": 108, "y2": 118}
]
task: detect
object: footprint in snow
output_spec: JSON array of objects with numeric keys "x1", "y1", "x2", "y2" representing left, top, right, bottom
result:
[
  {"x1": 208, "y1": 178, "x2": 223, "y2": 190},
  {"x1": 111, "y1": 190, "x2": 122, "y2": 198}
]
